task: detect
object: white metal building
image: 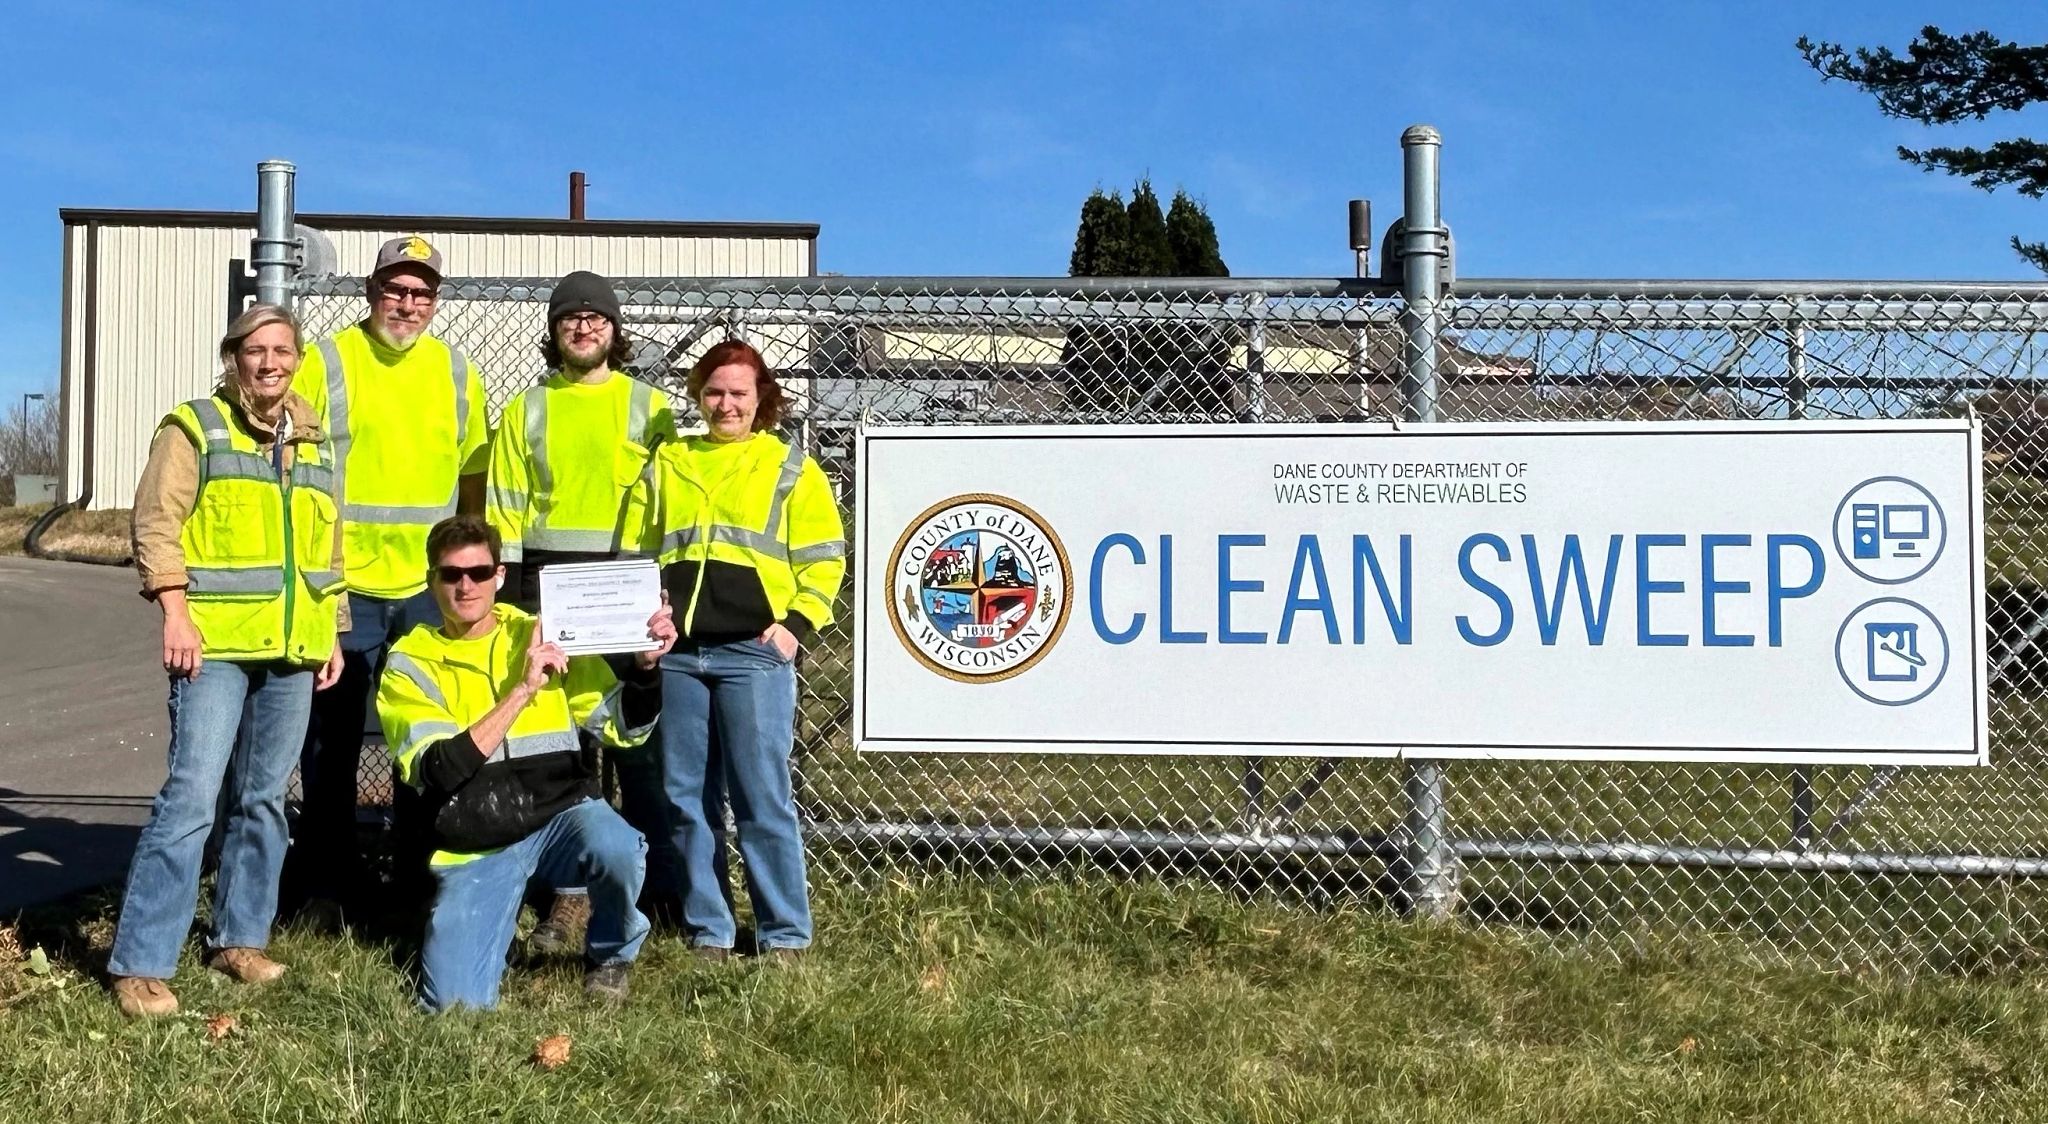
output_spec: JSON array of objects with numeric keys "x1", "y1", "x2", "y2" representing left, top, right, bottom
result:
[{"x1": 57, "y1": 209, "x2": 820, "y2": 510}]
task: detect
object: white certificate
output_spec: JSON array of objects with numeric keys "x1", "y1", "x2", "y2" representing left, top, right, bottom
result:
[{"x1": 538, "y1": 560, "x2": 663, "y2": 655}]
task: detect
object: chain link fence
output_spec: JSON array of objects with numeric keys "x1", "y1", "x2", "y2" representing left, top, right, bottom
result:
[{"x1": 294, "y1": 272, "x2": 2048, "y2": 969}]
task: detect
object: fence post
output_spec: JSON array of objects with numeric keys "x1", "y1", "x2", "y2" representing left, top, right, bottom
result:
[
  {"x1": 1397, "y1": 125, "x2": 1458, "y2": 919},
  {"x1": 1785, "y1": 319, "x2": 1815, "y2": 846},
  {"x1": 253, "y1": 160, "x2": 298, "y2": 310}
]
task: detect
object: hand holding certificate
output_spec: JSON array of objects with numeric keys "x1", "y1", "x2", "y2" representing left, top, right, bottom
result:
[{"x1": 538, "y1": 560, "x2": 670, "y2": 656}]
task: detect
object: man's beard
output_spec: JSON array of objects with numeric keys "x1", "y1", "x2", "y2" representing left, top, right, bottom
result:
[
  {"x1": 562, "y1": 339, "x2": 609, "y2": 373},
  {"x1": 370, "y1": 318, "x2": 423, "y2": 351}
]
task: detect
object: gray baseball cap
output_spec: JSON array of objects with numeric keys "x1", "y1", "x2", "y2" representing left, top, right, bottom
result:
[{"x1": 371, "y1": 235, "x2": 444, "y2": 282}]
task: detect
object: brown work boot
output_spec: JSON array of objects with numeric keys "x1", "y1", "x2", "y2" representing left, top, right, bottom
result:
[
  {"x1": 207, "y1": 947, "x2": 286, "y2": 984},
  {"x1": 691, "y1": 944, "x2": 730, "y2": 964},
  {"x1": 112, "y1": 976, "x2": 179, "y2": 1018},
  {"x1": 528, "y1": 892, "x2": 593, "y2": 959}
]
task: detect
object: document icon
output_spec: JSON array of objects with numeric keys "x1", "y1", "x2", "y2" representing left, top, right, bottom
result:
[{"x1": 1866, "y1": 622, "x2": 1927, "y2": 683}]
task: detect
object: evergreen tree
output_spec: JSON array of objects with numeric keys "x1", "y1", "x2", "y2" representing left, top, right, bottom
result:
[
  {"x1": 1166, "y1": 190, "x2": 1229, "y2": 277},
  {"x1": 1801, "y1": 25, "x2": 2048, "y2": 270},
  {"x1": 1124, "y1": 180, "x2": 1175, "y2": 276},
  {"x1": 1068, "y1": 189, "x2": 1133, "y2": 277}
]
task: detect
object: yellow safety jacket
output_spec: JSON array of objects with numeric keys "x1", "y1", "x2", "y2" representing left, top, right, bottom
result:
[
  {"x1": 628, "y1": 432, "x2": 847, "y2": 636},
  {"x1": 291, "y1": 324, "x2": 490, "y2": 600},
  {"x1": 486, "y1": 371, "x2": 675, "y2": 562},
  {"x1": 377, "y1": 604, "x2": 654, "y2": 866},
  {"x1": 162, "y1": 396, "x2": 344, "y2": 664}
]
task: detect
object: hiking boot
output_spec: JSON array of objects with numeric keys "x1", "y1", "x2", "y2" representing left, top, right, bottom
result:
[
  {"x1": 528, "y1": 892, "x2": 592, "y2": 959},
  {"x1": 691, "y1": 944, "x2": 730, "y2": 963},
  {"x1": 760, "y1": 946, "x2": 808, "y2": 967},
  {"x1": 583, "y1": 962, "x2": 631, "y2": 1004},
  {"x1": 207, "y1": 947, "x2": 286, "y2": 984},
  {"x1": 112, "y1": 976, "x2": 179, "y2": 1018}
]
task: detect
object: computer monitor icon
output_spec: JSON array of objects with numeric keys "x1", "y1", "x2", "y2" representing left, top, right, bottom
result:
[{"x1": 1883, "y1": 504, "x2": 1930, "y2": 558}]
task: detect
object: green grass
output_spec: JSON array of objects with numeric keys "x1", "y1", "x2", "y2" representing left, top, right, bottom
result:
[
  {"x1": 9, "y1": 875, "x2": 2048, "y2": 1122},
  {"x1": 0, "y1": 503, "x2": 131, "y2": 562},
  {"x1": 1987, "y1": 471, "x2": 2048, "y2": 587}
]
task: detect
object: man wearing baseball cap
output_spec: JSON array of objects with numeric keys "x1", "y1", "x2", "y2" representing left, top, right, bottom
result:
[
  {"x1": 284, "y1": 235, "x2": 492, "y2": 928},
  {"x1": 485, "y1": 270, "x2": 675, "y2": 954}
]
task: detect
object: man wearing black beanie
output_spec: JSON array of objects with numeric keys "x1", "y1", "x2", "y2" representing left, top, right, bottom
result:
[{"x1": 484, "y1": 271, "x2": 677, "y2": 954}]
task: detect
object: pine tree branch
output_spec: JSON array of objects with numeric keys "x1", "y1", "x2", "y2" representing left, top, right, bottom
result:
[
  {"x1": 1798, "y1": 26, "x2": 2048, "y2": 124},
  {"x1": 2012, "y1": 235, "x2": 2048, "y2": 275},
  {"x1": 1900, "y1": 138, "x2": 2048, "y2": 197}
]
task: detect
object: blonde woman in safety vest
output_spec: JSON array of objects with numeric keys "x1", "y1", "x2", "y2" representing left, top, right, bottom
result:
[
  {"x1": 623, "y1": 338, "x2": 845, "y2": 960},
  {"x1": 109, "y1": 304, "x2": 347, "y2": 1018},
  {"x1": 485, "y1": 270, "x2": 675, "y2": 956}
]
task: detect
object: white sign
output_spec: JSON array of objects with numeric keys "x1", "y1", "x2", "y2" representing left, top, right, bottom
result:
[
  {"x1": 538, "y1": 560, "x2": 663, "y2": 656},
  {"x1": 853, "y1": 421, "x2": 1986, "y2": 765}
]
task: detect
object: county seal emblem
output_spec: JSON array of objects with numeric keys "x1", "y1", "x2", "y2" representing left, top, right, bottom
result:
[{"x1": 887, "y1": 494, "x2": 1071, "y2": 682}]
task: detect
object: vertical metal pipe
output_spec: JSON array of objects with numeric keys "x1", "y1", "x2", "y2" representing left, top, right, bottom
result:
[
  {"x1": 1397, "y1": 125, "x2": 1456, "y2": 919},
  {"x1": 253, "y1": 159, "x2": 297, "y2": 310},
  {"x1": 1399, "y1": 127, "x2": 1444, "y2": 422},
  {"x1": 1240, "y1": 289, "x2": 1268, "y2": 819},
  {"x1": 570, "y1": 171, "x2": 588, "y2": 220},
  {"x1": 1785, "y1": 321, "x2": 1813, "y2": 846},
  {"x1": 1787, "y1": 318, "x2": 1808, "y2": 421},
  {"x1": 1245, "y1": 292, "x2": 1266, "y2": 421}
]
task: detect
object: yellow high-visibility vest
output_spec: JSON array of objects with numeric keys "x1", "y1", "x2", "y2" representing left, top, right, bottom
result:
[
  {"x1": 376, "y1": 604, "x2": 652, "y2": 866},
  {"x1": 628, "y1": 432, "x2": 847, "y2": 635},
  {"x1": 291, "y1": 324, "x2": 489, "y2": 599},
  {"x1": 163, "y1": 396, "x2": 344, "y2": 663},
  {"x1": 486, "y1": 371, "x2": 675, "y2": 562}
]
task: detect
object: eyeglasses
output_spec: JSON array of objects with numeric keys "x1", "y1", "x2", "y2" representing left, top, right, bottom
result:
[
  {"x1": 375, "y1": 281, "x2": 440, "y2": 306},
  {"x1": 433, "y1": 564, "x2": 496, "y2": 586},
  {"x1": 558, "y1": 312, "x2": 609, "y2": 331}
]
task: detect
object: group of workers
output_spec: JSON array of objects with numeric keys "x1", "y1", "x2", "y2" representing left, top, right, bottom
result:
[{"x1": 110, "y1": 235, "x2": 847, "y2": 1015}]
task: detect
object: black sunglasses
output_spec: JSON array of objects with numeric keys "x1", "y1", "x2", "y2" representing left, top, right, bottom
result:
[{"x1": 433, "y1": 564, "x2": 496, "y2": 586}]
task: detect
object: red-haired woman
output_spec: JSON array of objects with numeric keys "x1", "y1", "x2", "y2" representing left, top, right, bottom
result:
[{"x1": 623, "y1": 340, "x2": 845, "y2": 959}]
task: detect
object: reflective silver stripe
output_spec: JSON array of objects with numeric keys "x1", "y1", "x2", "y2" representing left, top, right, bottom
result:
[
  {"x1": 346, "y1": 500, "x2": 458, "y2": 525},
  {"x1": 395, "y1": 720, "x2": 461, "y2": 761},
  {"x1": 788, "y1": 540, "x2": 847, "y2": 564},
  {"x1": 449, "y1": 345, "x2": 471, "y2": 438},
  {"x1": 203, "y1": 450, "x2": 277, "y2": 481},
  {"x1": 627, "y1": 380, "x2": 653, "y2": 444},
  {"x1": 384, "y1": 651, "x2": 451, "y2": 711},
  {"x1": 301, "y1": 569, "x2": 344, "y2": 592},
  {"x1": 318, "y1": 338, "x2": 350, "y2": 510},
  {"x1": 524, "y1": 391, "x2": 551, "y2": 499},
  {"x1": 580, "y1": 684, "x2": 622, "y2": 734},
  {"x1": 292, "y1": 461, "x2": 336, "y2": 495},
  {"x1": 187, "y1": 566, "x2": 285, "y2": 596},
  {"x1": 500, "y1": 542, "x2": 525, "y2": 563},
  {"x1": 659, "y1": 526, "x2": 701, "y2": 554},
  {"x1": 658, "y1": 523, "x2": 787, "y2": 559},
  {"x1": 525, "y1": 527, "x2": 624, "y2": 552},
  {"x1": 318, "y1": 339, "x2": 349, "y2": 445},
  {"x1": 486, "y1": 486, "x2": 528, "y2": 512},
  {"x1": 497, "y1": 729, "x2": 579, "y2": 761},
  {"x1": 759, "y1": 440, "x2": 807, "y2": 541},
  {"x1": 186, "y1": 399, "x2": 234, "y2": 450}
]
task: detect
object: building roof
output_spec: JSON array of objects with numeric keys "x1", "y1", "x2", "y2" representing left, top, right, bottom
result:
[{"x1": 57, "y1": 207, "x2": 819, "y2": 241}]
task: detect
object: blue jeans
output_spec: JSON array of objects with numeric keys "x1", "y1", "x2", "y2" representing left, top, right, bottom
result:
[
  {"x1": 290, "y1": 588, "x2": 438, "y2": 907},
  {"x1": 635, "y1": 638, "x2": 809, "y2": 951},
  {"x1": 109, "y1": 659, "x2": 314, "y2": 980},
  {"x1": 419, "y1": 797, "x2": 649, "y2": 1012}
]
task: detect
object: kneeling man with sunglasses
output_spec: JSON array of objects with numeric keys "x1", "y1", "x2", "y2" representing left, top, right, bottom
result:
[{"x1": 378, "y1": 514, "x2": 676, "y2": 1010}]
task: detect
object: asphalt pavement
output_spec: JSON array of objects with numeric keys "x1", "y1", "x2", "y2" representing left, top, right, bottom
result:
[{"x1": 0, "y1": 554, "x2": 166, "y2": 914}]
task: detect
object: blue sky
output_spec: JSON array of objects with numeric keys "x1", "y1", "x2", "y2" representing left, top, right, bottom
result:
[{"x1": 4, "y1": 1, "x2": 2046, "y2": 405}]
